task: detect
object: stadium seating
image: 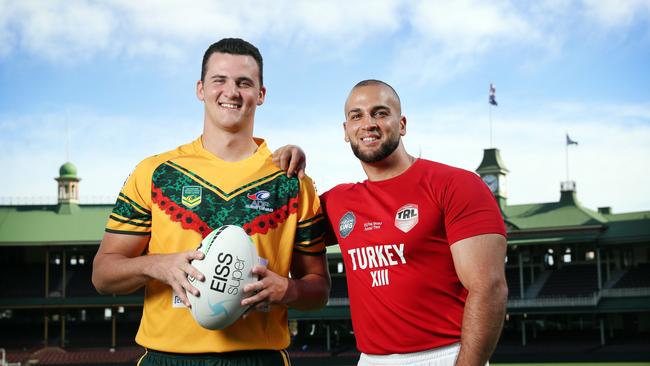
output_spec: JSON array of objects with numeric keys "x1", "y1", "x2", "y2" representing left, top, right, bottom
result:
[
  {"x1": 0, "y1": 263, "x2": 45, "y2": 297},
  {"x1": 330, "y1": 276, "x2": 348, "y2": 299},
  {"x1": 537, "y1": 264, "x2": 598, "y2": 297},
  {"x1": 614, "y1": 263, "x2": 650, "y2": 288},
  {"x1": 505, "y1": 267, "x2": 522, "y2": 299},
  {"x1": 66, "y1": 266, "x2": 99, "y2": 297}
]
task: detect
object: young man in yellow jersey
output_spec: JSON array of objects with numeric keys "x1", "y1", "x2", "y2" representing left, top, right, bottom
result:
[{"x1": 92, "y1": 38, "x2": 330, "y2": 365}]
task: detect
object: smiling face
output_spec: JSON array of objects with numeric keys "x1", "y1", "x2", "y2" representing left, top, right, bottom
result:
[
  {"x1": 343, "y1": 83, "x2": 406, "y2": 164},
  {"x1": 197, "y1": 52, "x2": 266, "y2": 134}
]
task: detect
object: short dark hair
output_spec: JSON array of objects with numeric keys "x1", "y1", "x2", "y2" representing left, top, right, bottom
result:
[
  {"x1": 201, "y1": 38, "x2": 263, "y2": 86},
  {"x1": 352, "y1": 79, "x2": 401, "y2": 106}
]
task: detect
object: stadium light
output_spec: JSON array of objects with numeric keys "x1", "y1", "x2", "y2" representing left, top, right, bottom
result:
[
  {"x1": 104, "y1": 308, "x2": 112, "y2": 320},
  {"x1": 563, "y1": 248, "x2": 572, "y2": 263},
  {"x1": 78, "y1": 255, "x2": 86, "y2": 265},
  {"x1": 337, "y1": 262, "x2": 344, "y2": 273},
  {"x1": 544, "y1": 248, "x2": 555, "y2": 268},
  {"x1": 547, "y1": 256, "x2": 554, "y2": 267},
  {"x1": 70, "y1": 256, "x2": 77, "y2": 266}
]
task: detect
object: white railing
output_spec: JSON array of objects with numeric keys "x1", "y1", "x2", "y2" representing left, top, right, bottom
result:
[
  {"x1": 0, "y1": 196, "x2": 114, "y2": 205},
  {"x1": 507, "y1": 287, "x2": 650, "y2": 308},
  {"x1": 326, "y1": 288, "x2": 650, "y2": 308},
  {"x1": 0, "y1": 197, "x2": 58, "y2": 205},
  {"x1": 327, "y1": 298, "x2": 350, "y2": 306},
  {"x1": 601, "y1": 287, "x2": 650, "y2": 297},
  {"x1": 507, "y1": 294, "x2": 599, "y2": 308}
]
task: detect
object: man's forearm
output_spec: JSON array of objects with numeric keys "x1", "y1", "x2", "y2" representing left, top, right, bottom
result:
[
  {"x1": 284, "y1": 274, "x2": 331, "y2": 311},
  {"x1": 92, "y1": 253, "x2": 154, "y2": 295},
  {"x1": 455, "y1": 281, "x2": 508, "y2": 365}
]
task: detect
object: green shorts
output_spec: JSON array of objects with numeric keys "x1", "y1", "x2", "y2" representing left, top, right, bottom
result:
[{"x1": 137, "y1": 349, "x2": 292, "y2": 366}]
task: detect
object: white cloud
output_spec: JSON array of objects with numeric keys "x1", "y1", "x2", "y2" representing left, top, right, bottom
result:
[
  {"x1": 390, "y1": 0, "x2": 547, "y2": 87},
  {"x1": 408, "y1": 0, "x2": 533, "y2": 53},
  {"x1": 0, "y1": 0, "x2": 13, "y2": 57},
  {"x1": 6, "y1": 1, "x2": 115, "y2": 62},
  {"x1": 582, "y1": 0, "x2": 650, "y2": 29},
  {"x1": 0, "y1": 0, "x2": 403, "y2": 63},
  {"x1": 1, "y1": 0, "x2": 647, "y2": 89}
]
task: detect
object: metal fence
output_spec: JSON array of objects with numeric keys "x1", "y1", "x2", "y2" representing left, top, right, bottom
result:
[{"x1": 0, "y1": 196, "x2": 115, "y2": 205}]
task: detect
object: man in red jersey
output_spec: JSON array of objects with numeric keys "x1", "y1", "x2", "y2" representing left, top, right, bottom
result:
[{"x1": 275, "y1": 79, "x2": 507, "y2": 365}]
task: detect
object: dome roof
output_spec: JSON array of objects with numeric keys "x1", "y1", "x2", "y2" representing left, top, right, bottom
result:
[{"x1": 59, "y1": 162, "x2": 78, "y2": 179}]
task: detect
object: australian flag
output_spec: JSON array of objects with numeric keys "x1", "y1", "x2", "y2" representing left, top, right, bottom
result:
[
  {"x1": 489, "y1": 83, "x2": 498, "y2": 106},
  {"x1": 566, "y1": 134, "x2": 578, "y2": 146}
]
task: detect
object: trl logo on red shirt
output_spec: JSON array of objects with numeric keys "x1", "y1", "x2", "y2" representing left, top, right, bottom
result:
[{"x1": 395, "y1": 203, "x2": 418, "y2": 233}]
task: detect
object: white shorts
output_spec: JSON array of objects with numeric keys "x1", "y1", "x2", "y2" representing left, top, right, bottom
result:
[{"x1": 358, "y1": 343, "x2": 474, "y2": 366}]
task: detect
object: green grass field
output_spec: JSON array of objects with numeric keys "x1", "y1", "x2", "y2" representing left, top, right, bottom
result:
[{"x1": 494, "y1": 363, "x2": 650, "y2": 366}]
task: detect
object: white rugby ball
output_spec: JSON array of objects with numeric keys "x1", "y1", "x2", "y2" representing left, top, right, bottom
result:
[{"x1": 187, "y1": 225, "x2": 259, "y2": 330}]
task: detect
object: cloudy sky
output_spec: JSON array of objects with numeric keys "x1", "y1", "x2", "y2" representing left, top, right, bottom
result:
[{"x1": 1, "y1": 0, "x2": 649, "y2": 214}]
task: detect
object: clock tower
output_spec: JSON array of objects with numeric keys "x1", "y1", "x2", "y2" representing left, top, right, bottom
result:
[{"x1": 476, "y1": 148, "x2": 509, "y2": 211}]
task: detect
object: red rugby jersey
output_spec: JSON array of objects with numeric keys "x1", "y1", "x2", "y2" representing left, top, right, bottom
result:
[{"x1": 321, "y1": 159, "x2": 505, "y2": 355}]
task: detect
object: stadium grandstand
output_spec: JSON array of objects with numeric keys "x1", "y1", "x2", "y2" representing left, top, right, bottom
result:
[{"x1": 1, "y1": 149, "x2": 649, "y2": 365}]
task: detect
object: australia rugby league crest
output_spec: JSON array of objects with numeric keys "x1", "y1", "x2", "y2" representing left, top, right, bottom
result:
[{"x1": 182, "y1": 186, "x2": 202, "y2": 209}]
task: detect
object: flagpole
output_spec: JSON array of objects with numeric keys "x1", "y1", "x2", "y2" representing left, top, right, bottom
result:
[
  {"x1": 565, "y1": 137, "x2": 569, "y2": 181},
  {"x1": 66, "y1": 115, "x2": 70, "y2": 162},
  {"x1": 488, "y1": 83, "x2": 497, "y2": 148},
  {"x1": 489, "y1": 104, "x2": 493, "y2": 148}
]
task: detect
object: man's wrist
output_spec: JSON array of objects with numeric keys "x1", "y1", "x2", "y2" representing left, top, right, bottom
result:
[{"x1": 282, "y1": 277, "x2": 298, "y2": 305}]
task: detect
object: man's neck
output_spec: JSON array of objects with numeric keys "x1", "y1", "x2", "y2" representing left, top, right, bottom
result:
[
  {"x1": 201, "y1": 130, "x2": 258, "y2": 162},
  {"x1": 362, "y1": 147, "x2": 416, "y2": 182}
]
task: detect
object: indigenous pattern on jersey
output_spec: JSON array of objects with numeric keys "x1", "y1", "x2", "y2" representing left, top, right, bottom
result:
[
  {"x1": 321, "y1": 159, "x2": 505, "y2": 355},
  {"x1": 105, "y1": 137, "x2": 325, "y2": 353}
]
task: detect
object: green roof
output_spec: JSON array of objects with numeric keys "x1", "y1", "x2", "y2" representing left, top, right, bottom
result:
[
  {"x1": 505, "y1": 189, "x2": 607, "y2": 228},
  {"x1": 58, "y1": 162, "x2": 78, "y2": 179},
  {"x1": 1, "y1": 187, "x2": 648, "y2": 248},
  {"x1": 0, "y1": 204, "x2": 113, "y2": 246},
  {"x1": 599, "y1": 211, "x2": 650, "y2": 245},
  {"x1": 504, "y1": 189, "x2": 650, "y2": 246},
  {"x1": 476, "y1": 148, "x2": 509, "y2": 174}
]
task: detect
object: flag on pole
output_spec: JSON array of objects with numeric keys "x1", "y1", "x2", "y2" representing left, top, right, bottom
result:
[
  {"x1": 489, "y1": 83, "x2": 498, "y2": 106},
  {"x1": 566, "y1": 133, "x2": 578, "y2": 146}
]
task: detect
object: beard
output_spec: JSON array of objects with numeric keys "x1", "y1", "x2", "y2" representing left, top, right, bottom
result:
[{"x1": 350, "y1": 133, "x2": 400, "y2": 163}]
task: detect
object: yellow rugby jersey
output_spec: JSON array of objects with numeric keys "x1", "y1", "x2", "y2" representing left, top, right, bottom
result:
[{"x1": 106, "y1": 136, "x2": 326, "y2": 353}]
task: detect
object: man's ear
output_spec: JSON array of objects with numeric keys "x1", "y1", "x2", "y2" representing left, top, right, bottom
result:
[
  {"x1": 257, "y1": 86, "x2": 266, "y2": 106},
  {"x1": 196, "y1": 80, "x2": 205, "y2": 101},
  {"x1": 399, "y1": 116, "x2": 407, "y2": 136},
  {"x1": 343, "y1": 122, "x2": 350, "y2": 142}
]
